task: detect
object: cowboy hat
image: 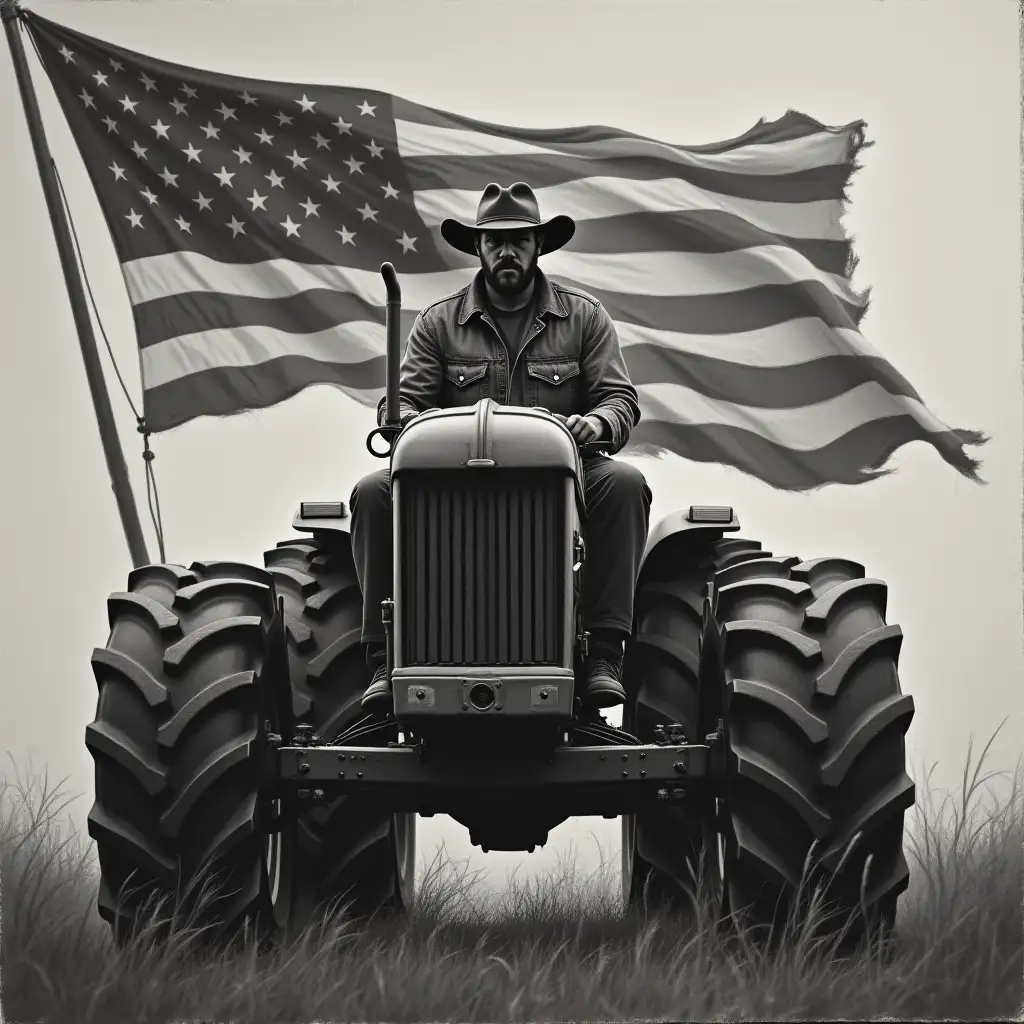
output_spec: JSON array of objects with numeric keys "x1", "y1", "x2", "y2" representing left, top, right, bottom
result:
[{"x1": 440, "y1": 181, "x2": 575, "y2": 255}]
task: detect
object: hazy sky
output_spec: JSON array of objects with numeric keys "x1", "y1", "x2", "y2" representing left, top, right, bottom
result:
[{"x1": 0, "y1": 0, "x2": 1019, "y2": 890}]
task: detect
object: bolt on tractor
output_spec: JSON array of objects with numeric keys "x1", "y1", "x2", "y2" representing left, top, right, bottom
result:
[{"x1": 86, "y1": 263, "x2": 916, "y2": 946}]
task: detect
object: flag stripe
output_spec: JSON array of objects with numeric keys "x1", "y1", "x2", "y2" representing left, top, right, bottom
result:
[
  {"x1": 637, "y1": 380, "x2": 947, "y2": 450},
  {"x1": 412, "y1": 177, "x2": 847, "y2": 241},
  {"x1": 393, "y1": 98, "x2": 854, "y2": 155},
  {"x1": 394, "y1": 118, "x2": 857, "y2": 174},
  {"x1": 122, "y1": 244, "x2": 861, "y2": 309},
  {"x1": 626, "y1": 417, "x2": 977, "y2": 491},
  {"x1": 403, "y1": 154, "x2": 853, "y2": 204},
  {"x1": 131, "y1": 275, "x2": 864, "y2": 367},
  {"x1": 145, "y1": 357, "x2": 386, "y2": 431}
]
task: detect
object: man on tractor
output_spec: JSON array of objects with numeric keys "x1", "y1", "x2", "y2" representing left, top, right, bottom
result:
[{"x1": 349, "y1": 181, "x2": 653, "y2": 713}]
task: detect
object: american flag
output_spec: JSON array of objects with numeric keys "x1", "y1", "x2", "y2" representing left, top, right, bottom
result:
[{"x1": 23, "y1": 10, "x2": 985, "y2": 490}]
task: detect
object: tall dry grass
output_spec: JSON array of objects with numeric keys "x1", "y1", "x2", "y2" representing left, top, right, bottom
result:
[{"x1": 1, "y1": 728, "x2": 1021, "y2": 1023}]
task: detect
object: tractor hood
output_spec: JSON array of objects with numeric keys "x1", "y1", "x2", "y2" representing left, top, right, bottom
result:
[{"x1": 391, "y1": 400, "x2": 584, "y2": 482}]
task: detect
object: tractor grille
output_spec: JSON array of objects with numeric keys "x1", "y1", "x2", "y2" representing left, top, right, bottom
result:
[{"x1": 399, "y1": 470, "x2": 567, "y2": 666}]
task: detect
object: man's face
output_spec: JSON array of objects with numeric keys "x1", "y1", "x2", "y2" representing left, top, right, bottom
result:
[{"x1": 476, "y1": 229, "x2": 543, "y2": 297}]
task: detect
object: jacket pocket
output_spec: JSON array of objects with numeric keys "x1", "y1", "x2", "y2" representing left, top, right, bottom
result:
[
  {"x1": 526, "y1": 358, "x2": 581, "y2": 416},
  {"x1": 441, "y1": 360, "x2": 489, "y2": 407}
]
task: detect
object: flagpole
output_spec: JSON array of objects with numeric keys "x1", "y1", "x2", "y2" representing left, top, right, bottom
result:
[{"x1": 2, "y1": 0, "x2": 150, "y2": 568}]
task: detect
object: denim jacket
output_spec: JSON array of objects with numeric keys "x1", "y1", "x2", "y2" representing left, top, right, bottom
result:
[{"x1": 375, "y1": 269, "x2": 642, "y2": 454}]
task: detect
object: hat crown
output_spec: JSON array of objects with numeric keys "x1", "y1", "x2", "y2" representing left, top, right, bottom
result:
[{"x1": 476, "y1": 182, "x2": 541, "y2": 228}]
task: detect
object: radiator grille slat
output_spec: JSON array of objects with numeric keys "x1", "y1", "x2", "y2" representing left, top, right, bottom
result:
[{"x1": 400, "y1": 470, "x2": 566, "y2": 666}]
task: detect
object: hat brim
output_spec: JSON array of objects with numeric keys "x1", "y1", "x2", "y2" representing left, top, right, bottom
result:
[{"x1": 440, "y1": 214, "x2": 575, "y2": 256}]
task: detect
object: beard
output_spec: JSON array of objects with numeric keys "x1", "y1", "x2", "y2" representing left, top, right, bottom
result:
[{"x1": 480, "y1": 248, "x2": 540, "y2": 298}]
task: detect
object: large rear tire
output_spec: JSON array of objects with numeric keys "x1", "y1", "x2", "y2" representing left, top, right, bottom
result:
[
  {"x1": 87, "y1": 563, "x2": 294, "y2": 944},
  {"x1": 621, "y1": 532, "x2": 915, "y2": 947},
  {"x1": 264, "y1": 533, "x2": 415, "y2": 921},
  {"x1": 705, "y1": 539, "x2": 915, "y2": 943}
]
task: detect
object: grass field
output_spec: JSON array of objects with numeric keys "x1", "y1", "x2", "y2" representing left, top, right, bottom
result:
[{"x1": 2, "y1": 728, "x2": 1021, "y2": 1023}]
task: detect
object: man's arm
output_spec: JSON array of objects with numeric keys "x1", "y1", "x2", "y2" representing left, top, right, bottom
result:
[
  {"x1": 579, "y1": 301, "x2": 642, "y2": 453},
  {"x1": 375, "y1": 310, "x2": 443, "y2": 427}
]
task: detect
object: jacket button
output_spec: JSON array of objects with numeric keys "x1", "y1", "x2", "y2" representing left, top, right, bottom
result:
[
  {"x1": 553, "y1": 374, "x2": 560, "y2": 381},
  {"x1": 458, "y1": 374, "x2": 465, "y2": 382}
]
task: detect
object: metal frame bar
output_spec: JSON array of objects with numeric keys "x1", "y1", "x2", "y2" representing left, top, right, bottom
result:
[{"x1": 269, "y1": 741, "x2": 712, "y2": 814}]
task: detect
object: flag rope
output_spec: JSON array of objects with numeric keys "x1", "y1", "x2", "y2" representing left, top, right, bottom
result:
[{"x1": 51, "y1": 152, "x2": 167, "y2": 563}]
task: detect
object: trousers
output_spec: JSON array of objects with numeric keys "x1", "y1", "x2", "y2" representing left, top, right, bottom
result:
[{"x1": 348, "y1": 458, "x2": 653, "y2": 647}]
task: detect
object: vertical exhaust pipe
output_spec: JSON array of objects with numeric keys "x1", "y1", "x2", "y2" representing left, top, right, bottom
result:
[{"x1": 380, "y1": 262, "x2": 401, "y2": 428}]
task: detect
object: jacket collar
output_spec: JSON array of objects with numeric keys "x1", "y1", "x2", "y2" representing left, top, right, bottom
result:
[{"x1": 457, "y1": 268, "x2": 569, "y2": 326}]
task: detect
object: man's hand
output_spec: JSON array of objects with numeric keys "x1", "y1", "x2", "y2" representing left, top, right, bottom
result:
[{"x1": 554, "y1": 413, "x2": 605, "y2": 445}]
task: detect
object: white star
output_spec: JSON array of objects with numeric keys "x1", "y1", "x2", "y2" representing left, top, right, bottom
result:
[
  {"x1": 152, "y1": 119, "x2": 170, "y2": 139},
  {"x1": 336, "y1": 225, "x2": 355, "y2": 245},
  {"x1": 59, "y1": 45, "x2": 75, "y2": 64},
  {"x1": 366, "y1": 139, "x2": 384, "y2": 159},
  {"x1": 286, "y1": 149, "x2": 309, "y2": 170},
  {"x1": 333, "y1": 115, "x2": 352, "y2": 135},
  {"x1": 321, "y1": 173, "x2": 341, "y2": 193},
  {"x1": 213, "y1": 166, "x2": 235, "y2": 188},
  {"x1": 246, "y1": 189, "x2": 268, "y2": 211},
  {"x1": 159, "y1": 167, "x2": 179, "y2": 188},
  {"x1": 182, "y1": 142, "x2": 202, "y2": 163},
  {"x1": 200, "y1": 121, "x2": 220, "y2": 140},
  {"x1": 255, "y1": 128, "x2": 274, "y2": 145},
  {"x1": 299, "y1": 197, "x2": 320, "y2": 218},
  {"x1": 125, "y1": 208, "x2": 143, "y2": 229},
  {"x1": 216, "y1": 102, "x2": 237, "y2": 122},
  {"x1": 296, "y1": 93, "x2": 316, "y2": 113},
  {"x1": 312, "y1": 132, "x2": 330, "y2": 150},
  {"x1": 109, "y1": 161, "x2": 127, "y2": 182},
  {"x1": 344, "y1": 155, "x2": 363, "y2": 175},
  {"x1": 139, "y1": 72, "x2": 158, "y2": 93},
  {"x1": 233, "y1": 145, "x2": 252, "y2": 165},
  {"x1": 140, "y1": 187, "x2": 159, "y2": 205},
  {"x1": 275, "y1": 110, "x2": 294, "y2": 126},
  {"x1": 78, "y1": 89, "x2": 95, "y2": 109},
  {"x1": 169, "y1": 97, "x2": 188, "y2": 116},
  {"x1": 226, "y1": 216, "x2": 246, "y2": 237},
  {"x1": 239, "y1": 90, "x2": 258, "y2": 105},
  {"x1": 193, "y1": 192, "x2": 213, "y2": 211},
  {"x1": 265, "y1": 169, "x2": 285, "y2": 189},
  {"x1": 357, "y1": 202, "x2": 378, "y2": 222},
  {"x1": 180, "y1": 83, "x2": 198, "y2": 99},
  {"x1": 131, "y1": 140, "x2": 148, "y2": 159},
  {"x1": 102, "y1": 116, "x2": 118, "y2": 134},
  {"x1": 92, "y1": 71, "x2": 109, "y2": 88},
  {"x1": 397, "y1": 231, "x2": 417, "y2": 254},
  {"x1": 382, "y1": 181, "x2": 399, "y2": 199},
  {"x1": 174, "y1": 215, "x2": 191, "y2": 234},
  {"x1": 109, "y1": 58, "x2": 124, "y2": 72},
  {"x1": 119, "y1": 95, "x2": 138, "y2": 114},
  {"x1": 358, "y1": 100, "x2": 376, "y2": 116},
  {"x1": 280, "y1": 215, "x2": 301, "y2": 238}
]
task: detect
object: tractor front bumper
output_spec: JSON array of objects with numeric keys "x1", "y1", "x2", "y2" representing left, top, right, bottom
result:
[{"x1": 269, "y1": 741, "x2": 712, "y2": 815}]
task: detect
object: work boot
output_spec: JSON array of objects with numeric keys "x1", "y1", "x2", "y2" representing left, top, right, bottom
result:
[
  {"x1": 583, "y1": 641, "x2": 626, "y2": 709},
  {"x1": 360, "y1": 644, "x2": 392, "y2": 712}
]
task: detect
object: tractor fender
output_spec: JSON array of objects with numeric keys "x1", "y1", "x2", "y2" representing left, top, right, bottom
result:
[{"x1": 638, "y1": 506, "x2": 741, "y2": 578}]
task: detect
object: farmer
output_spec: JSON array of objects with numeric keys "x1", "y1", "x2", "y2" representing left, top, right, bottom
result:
[{"x1": 350, "y1": 181, "x2": 652, "y2": 712}]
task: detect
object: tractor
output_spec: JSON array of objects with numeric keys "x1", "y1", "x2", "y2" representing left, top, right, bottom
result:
[{"x1": 86, "y1": 263, "x2": 916, "y2": 945}]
